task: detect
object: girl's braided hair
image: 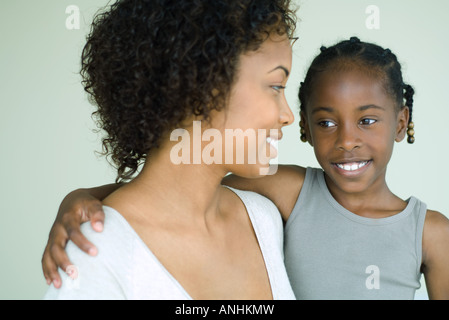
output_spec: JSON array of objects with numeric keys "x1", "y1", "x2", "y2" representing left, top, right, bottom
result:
[{"x1": 299, "y1": 37, "x2": 415, "y2": 143}]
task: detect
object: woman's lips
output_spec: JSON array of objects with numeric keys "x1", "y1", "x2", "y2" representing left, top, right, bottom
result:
[{"x1": 266, "y1": 137, "x2": 278, "y2": 158}]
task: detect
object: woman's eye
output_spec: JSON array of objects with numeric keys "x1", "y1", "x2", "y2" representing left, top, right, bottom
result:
[
  {"x1": 360, "y1": 118, "x2": 377, "y2": 125},
  {"x1": 271, "y1": 85, "x2": 286, "y2": 93},
  {"x1": 318, "y1": 121, "x2": 336, "y2": 128}
]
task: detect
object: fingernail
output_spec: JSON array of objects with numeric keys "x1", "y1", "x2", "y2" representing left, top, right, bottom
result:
[
  {"x1": 94, "y1": 221, "x2": 103, "y2": 232},
  {"x1": 88, "y1": 247, "x2": 98, "y2": 256}
]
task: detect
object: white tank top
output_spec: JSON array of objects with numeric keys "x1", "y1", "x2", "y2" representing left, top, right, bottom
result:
[{"x1": 44, "y1": 187, "x2": 295, "y2": 300}]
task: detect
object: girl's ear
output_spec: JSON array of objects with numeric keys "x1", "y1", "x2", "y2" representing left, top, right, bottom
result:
[
  {"x1": 395, "y1": 106, "x2": 410, "y2": 142},
  {"x1": 300, "y1": 111, "x2": 313, "y2": 146}
]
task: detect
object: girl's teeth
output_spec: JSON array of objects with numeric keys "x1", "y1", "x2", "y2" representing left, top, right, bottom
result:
[{"x1": 336, "y1": 161, "x2": 368, "y2": 171}]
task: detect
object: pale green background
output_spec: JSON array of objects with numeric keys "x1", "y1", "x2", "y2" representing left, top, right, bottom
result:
[{"x1": 0, "y1": 0, "x2": 448, "y2": 300}]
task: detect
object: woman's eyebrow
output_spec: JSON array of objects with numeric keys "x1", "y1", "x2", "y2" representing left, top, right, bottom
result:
[{"x1": 268, "y1": 66, "x2": 290, "y2": 77}]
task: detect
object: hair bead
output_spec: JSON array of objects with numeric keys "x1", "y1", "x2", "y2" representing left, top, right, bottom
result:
[
  {"x1": 300, "y1": 127, "x2": 307, "y2": 143},
  {"x1": 407, "y1": 121, "x2": 415, "y2": 144}
]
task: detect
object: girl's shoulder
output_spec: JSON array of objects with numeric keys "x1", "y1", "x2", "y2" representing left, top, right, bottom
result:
[
  {"x1": 422, "y1": 209, "x2": 449, "y2": 265},
  {"x1": 423, "y1": 209, "x2": 449, "y2": 240},
  {"x1": 421, "y1": 209, "x2": 449, "y2": 299}
]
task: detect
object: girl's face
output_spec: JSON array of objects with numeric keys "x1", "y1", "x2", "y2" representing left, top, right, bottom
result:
[
  {"x1": 210, "y1": 35, "x2": 294, "y2": 177},
  {"x1": 302, "y1": 67, "x2": 409, "y2": 196}
]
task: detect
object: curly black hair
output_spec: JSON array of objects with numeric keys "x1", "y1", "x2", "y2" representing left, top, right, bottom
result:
[{"x1": 81, "y1": 0, "x2": 297, "y2": 182}]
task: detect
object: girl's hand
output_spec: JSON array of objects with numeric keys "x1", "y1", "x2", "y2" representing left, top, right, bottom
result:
[{"x1": 42, "y1": 189, "x2": 105, "y2": 288}]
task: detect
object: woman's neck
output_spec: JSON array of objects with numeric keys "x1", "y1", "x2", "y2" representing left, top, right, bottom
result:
[{"x1": 103, "y1": 141, "x2": 229, "y2": 227}]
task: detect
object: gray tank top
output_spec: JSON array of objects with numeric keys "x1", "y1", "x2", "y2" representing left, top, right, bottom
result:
[{"x1": 284, "y1": 167, "x2": 427, "y2": 300}]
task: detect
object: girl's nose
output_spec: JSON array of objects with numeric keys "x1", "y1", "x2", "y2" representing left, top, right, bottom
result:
[{"x1": 336, "y1": 124, "x2": 362, "y2": 152}]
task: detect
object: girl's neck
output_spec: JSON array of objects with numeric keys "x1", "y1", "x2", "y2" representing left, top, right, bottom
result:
[{"x1": 323, "y1": 172, "x2": 407, "y2": 219}]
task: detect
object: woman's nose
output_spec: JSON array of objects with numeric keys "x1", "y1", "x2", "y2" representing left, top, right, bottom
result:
[{"x1": 279, "y1": 95, "x2": 294, "y2": 127}]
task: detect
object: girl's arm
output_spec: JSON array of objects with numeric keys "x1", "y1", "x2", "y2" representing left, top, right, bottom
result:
[
  {"x1": 42, "y1": 183, "x2": 122, "y2": 288},
  {"x1": 42, "y1": 164, "x2": 307, "y2": 287},
  {"x1": 422, "y1": 210, "x2": 449, "y2": 299},
  {"x1": 222, "y1": 164, "x2": 306, "y2": 221}
]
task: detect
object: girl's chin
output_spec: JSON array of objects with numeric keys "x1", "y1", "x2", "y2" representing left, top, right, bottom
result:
[{"x1": 324, "y1": 168, "x2": 382, "y2": 196}]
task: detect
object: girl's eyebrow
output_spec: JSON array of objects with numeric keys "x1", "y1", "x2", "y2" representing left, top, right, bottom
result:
[
  {"x1": 358, "y1": 104, "x2": 385, "y2": 111},
  {"x1": 311, "y1": 106, "x2": 333, "y2": 114},
  {"x1": 311, "y1": 104, "x2": 385, "y2": 114}
]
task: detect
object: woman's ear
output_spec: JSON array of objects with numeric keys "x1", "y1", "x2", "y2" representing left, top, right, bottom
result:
[{"x1": 395, "y1": 106, "x2": 410, "y2": 142}]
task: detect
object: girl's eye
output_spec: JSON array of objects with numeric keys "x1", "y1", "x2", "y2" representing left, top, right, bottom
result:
[
  {"x1": 271, "y1": 85, "x2": 286, "y2": 93},
  {"x1": 360, "y1": 118, "x2": 377, "y2": 125},
  {"x1": 318, "y1": 120, "x2": 336, "y2": 128}
]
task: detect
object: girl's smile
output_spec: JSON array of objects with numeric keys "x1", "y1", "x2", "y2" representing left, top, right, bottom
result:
[{"x1": 332, "y1": 159, "x2": 372, "y2": 175}]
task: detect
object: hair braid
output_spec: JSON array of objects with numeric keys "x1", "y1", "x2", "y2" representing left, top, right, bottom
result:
[
  {"x1": 403, "y1": 83, "x2": 415, "y2": 123},
  {"x1": 298, "y1": 36, "x2": 416, "y2": 145}
]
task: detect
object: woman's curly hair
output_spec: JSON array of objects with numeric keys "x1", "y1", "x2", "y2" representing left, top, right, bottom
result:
[{"x1": 81, "y1": 0, "x2": 297, "y2": 182}]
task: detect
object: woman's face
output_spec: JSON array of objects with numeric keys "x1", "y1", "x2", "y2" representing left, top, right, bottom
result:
[{"x1": 209, "y1": 35, "x2": 294, "y2": 177}]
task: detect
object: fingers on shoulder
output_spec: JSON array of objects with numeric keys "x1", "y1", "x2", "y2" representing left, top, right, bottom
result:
[{"x1": 85, "y1": 201, "x2": 105, "y2": 221}]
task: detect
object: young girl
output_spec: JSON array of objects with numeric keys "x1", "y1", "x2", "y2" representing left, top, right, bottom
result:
[{"x1": 42, "y1": 37, "x2": 449, "y2": 299}]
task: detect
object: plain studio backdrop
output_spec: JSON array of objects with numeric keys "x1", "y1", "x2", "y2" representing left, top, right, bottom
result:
[{"x1": 1, "y1": 0, "x2": 448, "y2": 300}]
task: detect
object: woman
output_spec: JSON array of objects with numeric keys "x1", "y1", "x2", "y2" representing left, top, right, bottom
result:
[{"x1": 43, "y1": 0, "x2": 297, "y2": 299}]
